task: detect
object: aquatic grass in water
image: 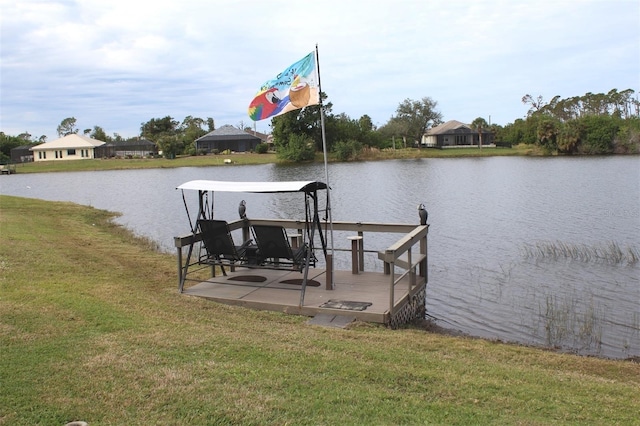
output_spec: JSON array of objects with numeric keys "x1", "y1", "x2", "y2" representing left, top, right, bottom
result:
[
  {"x1": 522, "y1": 240, "x2": 636, "y2": 355},
  {"x1": 540, "y1": 295, "x2": 604, "y2": 353},
  {"x1": 522, "y1": 240, "x2": 639, "y2": 266}
]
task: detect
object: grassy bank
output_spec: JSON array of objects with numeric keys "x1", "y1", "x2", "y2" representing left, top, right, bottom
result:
[
  {"x1": 1, "y1": 195, "x2": 638, "y2": 425},
  {"x1": 12, "y1": 145, "x2": 535, "y2": 174},
  {"x1": 12, "y1": 152, "x2": 279, "y2": 174}
]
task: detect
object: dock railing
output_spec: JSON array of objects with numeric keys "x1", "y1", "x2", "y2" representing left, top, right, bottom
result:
[
  {"x1": 375, "y1": 224, "x2": 429, "y2": 317},
  {"x1": 174, "y1": 219, "x2": 429, "y2": 317}
]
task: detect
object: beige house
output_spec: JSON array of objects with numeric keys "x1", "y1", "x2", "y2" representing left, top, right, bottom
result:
[
  {"x1": 422, "y1": 120, "x2": 494, "y2": 148},
  {"x1": 31, "y1": 134, "x2": 106, "y2": 161}
]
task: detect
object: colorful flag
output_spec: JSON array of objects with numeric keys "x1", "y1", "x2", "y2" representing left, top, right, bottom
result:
[{"x1": 248, "y1": 52, "x2": 319, "y2": 121}]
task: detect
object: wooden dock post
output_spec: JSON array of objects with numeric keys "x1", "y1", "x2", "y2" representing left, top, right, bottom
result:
[{"x1": 347, "y1": 236, "x2": 363, "y2": 274}]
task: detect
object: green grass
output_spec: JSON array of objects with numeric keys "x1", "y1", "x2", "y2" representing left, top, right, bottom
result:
[
  {"x1": 13, "y1": 145, "x2": 537, "y2": 174},
  {"x1": 1, "y1": 195, "x2": 638, "y2": 425},
  {"x1": 13, "y1": 152, "x2": 279, "y2": 174}
]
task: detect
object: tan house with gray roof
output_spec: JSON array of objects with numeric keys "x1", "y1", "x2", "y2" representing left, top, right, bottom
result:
[{"x1": 422, "y1": 120, "x2": 494, "y2": 148}]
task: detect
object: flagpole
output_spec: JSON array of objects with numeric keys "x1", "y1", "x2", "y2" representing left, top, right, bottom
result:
[{"x1": 315, "y1": 44, "x2": 335, "y2": 290}]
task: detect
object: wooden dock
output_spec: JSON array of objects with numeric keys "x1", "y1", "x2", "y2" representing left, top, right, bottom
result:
[
  {"x1": 181, "y1": 266, "x2": 425, "y2": 326},
  {"x1": 176, "y1": 219, "x2": 429, "y2": 327},
  {"x1": 174, "y1": 180, "x2": 429, "y2": 328}
]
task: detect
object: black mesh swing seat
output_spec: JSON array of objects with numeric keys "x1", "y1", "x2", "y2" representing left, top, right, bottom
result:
[
  {"x1": 176, "y1": 180, "x2": 329, "y2": 304},
  {"x1": 251, "y1": 224, "x2": 315, "y2": 271},
  {"x1": 197, "y1": 219, "x2": 253, "y2": 271}
]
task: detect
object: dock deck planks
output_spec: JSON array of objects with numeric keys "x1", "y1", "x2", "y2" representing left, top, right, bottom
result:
[{"x1": 181, "y1": 267, "x2": 422, "y2": 325}]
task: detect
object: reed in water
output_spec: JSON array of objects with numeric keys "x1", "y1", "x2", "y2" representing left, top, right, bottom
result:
[{"x1": 522, "y1": 240, "x2": 639, "y2": 265}]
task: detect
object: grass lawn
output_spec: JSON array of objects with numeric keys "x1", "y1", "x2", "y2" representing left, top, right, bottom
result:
[
  {"x1": 13, "y1": 152, "x2": 279, "y2": 174},
  {"x1": 12, "y1": 145, "x2": 538, "y2": 174},
  {"x1": 1, "y1": 195, "x2": 638, "y2": 425}
]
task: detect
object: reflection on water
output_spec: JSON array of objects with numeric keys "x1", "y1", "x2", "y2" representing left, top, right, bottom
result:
[{"x1": 1, "y1": 156, "x2": 638, "y2": 359}]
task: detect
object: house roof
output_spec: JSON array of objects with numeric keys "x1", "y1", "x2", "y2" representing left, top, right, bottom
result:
[
  {"x1": 426, "y1": 120, "x2": 472, "y2": 135},
  {"x1": 196, "y1": 125, "x2": 262, "y2": 142},
  {"x1": 245, "y1": 129, "x2": 269, "y2": 142},
  {"x1": 31, "y1": 134, "x2": 106, "y2": 151}
]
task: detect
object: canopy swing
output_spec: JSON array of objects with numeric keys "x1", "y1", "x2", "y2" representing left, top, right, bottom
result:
[{"x1": 176, "y1": 180, "x2": 330, "y2": 306}]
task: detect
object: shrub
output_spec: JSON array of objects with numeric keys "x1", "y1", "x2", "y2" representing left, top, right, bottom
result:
[
  {"x1": 577, "y1": 115, "x2": 618, "y2": 154},
  {"x1": 255, "y1": 143, "x2": 269, "y2": 154},
  {"x1": 277, "y1": 134, "x2": 315, "y2": 162},
  {"x1": 334, "y1": 139, "x2": 363, "y2": 161},
  {"x1": 613, "y1": 117, "x2": 640, "y2": 154}
]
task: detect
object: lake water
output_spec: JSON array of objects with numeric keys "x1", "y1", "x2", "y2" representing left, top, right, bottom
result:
[{"x1": 1, "y1": 156, "x2": 638, "y2": 359}]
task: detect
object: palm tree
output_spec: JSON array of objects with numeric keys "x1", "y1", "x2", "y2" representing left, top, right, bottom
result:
[{"x1": 471, "y1": 117, "x2": 489, "y2": 150}]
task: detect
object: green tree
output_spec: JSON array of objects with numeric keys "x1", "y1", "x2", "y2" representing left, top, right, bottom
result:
[
  {"x1": 577, "y1": 115, "x2": 618, "y2": 154},
  {"x1": 271, "y1": 93, "x2": 331, "y2": 154},
  {"x1": 331, "y1": 113, "x2": 361, "y2": 144},
  {"x1": 140, "y1": 116, "x2": 179, "y2": 140},
  {"x1": 276, "y1": 133, "x2": 315, "y2": 162},
  {"x1": 378, "y1": 118, "x2": 409, "y2": 149},
  {"x1": 57, "y1": 117, "x2": 78, "y2": 137},
  {"x1": 471, "y1": 117, "x2": 489, "y2": 149},
  {"x1": 140, "y1": 116, "x2": 183, "y2": 155},
  {"x1": 522, "y1": 94, "x2": 545, "y2": 116},
  {"x1": 271, "y1": 112, "x2": 303, "y2": 152},
  {"x1": 536, "y1": 117, "x2": 560, "y2": 153},
  {"x1": 355, "y1": 114, "x2": 386, "y2": 148},
  {"x1": 91, "y1": 126, "x2": 109, "y2": 142},
  {"x1": 156, "y1": 134, "x2": 182, "y2": 159},
  {"x1": 180, "y1": 116, "x2": 208, "y2": 155},
  {"x1": 501, "y1": 116, "x2": 541, "y2": 145},
  {"x1": 0, "y1": 132, "x2": 30, "y2": 162},
  {"x1": 17, "y1": 132, "x2": 32, "y2": 141},
  {"x1": 364, "y1": 129, "x2": 387, "y2": 149},
  {"x1": 393, "y1": 97, "x2": 443, "y2": 147},
  {"x1": 206, "y1": 117, "x2": 215, "y2": 132},
  {"x1": 614, "y1": 116, "x2": 640, "y2": 154},
  {"x1": 557, "y1": 120, "x2": 581, "y2": 154},
  {"x1": 358, "y1": 115, "x2": 374, "y2": 133},
  {"x1": 333, "y1": 139, "x2": 362, "y2": 161}
]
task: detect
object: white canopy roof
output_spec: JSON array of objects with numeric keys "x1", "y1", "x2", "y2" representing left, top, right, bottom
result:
[{"x1": 177, "y1": 180, "x2": 327, "y2": 193}]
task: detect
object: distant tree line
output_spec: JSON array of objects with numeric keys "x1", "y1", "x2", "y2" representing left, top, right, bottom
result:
[
  {"x1": 264, "y1": 88, "x2": 639, "y2": 159},
  {"x1": 495, "y1": 88, "x2": 640, "y2": 154},
  {"x1": 2, "y1": 88, "x2": 638, "y2": 163}
]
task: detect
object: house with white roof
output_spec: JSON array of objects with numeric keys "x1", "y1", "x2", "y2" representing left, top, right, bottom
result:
[{"x1": 30, "y1": 134, "x2": 106, "y2": 161}]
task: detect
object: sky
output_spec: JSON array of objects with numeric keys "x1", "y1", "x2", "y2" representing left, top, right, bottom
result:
[{"x1": 1, "y1": 0, "x2": 639, "y2": 141}]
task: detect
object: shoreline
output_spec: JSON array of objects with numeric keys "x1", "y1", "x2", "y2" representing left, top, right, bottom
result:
[{"x1": 5, "y1": 145, "x2": 546, "y2": 174}]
